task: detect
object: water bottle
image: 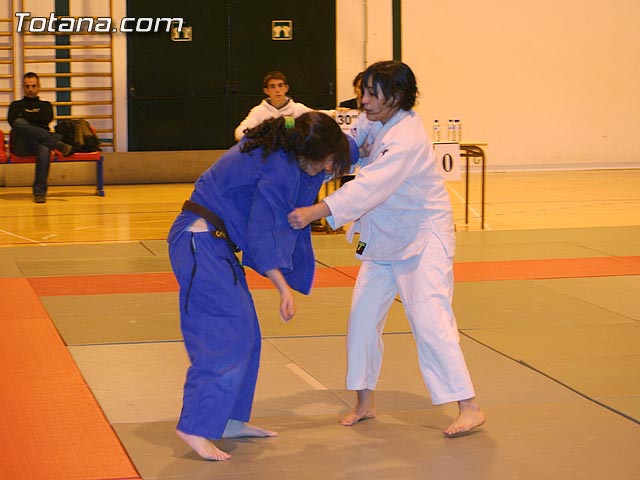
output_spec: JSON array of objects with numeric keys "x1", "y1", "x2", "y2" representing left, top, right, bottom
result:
[
  {"x1": 447, "y1": 119, "x2": 454, "y2": 141},
  {"x1": 432, "y1": 119, "x2": 440, "y2": 142},
  {"x1": 454, "y1": 119, "x2": 461, "y2": 142}
]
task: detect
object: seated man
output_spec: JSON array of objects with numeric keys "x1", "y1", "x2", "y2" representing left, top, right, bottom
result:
[
  {"x1": 8, "y1": 72, "x2": 72, "y2": 203},
  {"x1": 234, "y1": 71, "x2": 312, "y2": 141},
  {"x1": 338, "y1": 71, "x2": 363, "y2": 110}
]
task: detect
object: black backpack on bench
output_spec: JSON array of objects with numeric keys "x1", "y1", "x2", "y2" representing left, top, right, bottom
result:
[{"x1": 55, "y1": 119, "x2": 101, "y2": 153}]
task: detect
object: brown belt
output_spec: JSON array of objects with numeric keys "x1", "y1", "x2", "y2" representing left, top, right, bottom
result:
[{"x1": 181, "y1": 200, "x2": 240, "y2": 253}]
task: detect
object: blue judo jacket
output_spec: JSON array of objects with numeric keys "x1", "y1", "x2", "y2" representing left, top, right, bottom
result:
[{"x1": 168, "y1": 143, "x2": 324, "y2": 294}]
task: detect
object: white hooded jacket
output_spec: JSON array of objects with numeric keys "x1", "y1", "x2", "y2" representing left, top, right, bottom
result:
[{"x1": 234, "y1": 98, "x2": 312, "y2": 140}]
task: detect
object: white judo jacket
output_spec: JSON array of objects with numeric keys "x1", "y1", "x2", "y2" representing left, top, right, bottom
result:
[
  {"x1": 234, "y1": 98, "x2": 312, "y2": 140},
  {"x1": 324, "y1": 109, "x2": 455, "y2": 261}
]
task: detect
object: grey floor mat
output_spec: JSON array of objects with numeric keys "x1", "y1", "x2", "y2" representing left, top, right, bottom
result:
[
  {"x1": 17, "y1": 256, "x2": 171, "y2": 277},
  {"x1": 44, "y1": 292, "x2": 181, "y2": 345}
]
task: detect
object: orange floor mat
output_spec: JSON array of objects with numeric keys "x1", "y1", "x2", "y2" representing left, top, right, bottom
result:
[
  {"x1": 337, "y1": 256, "x2": 640, "y2": 282},
  {"x1": 28, "y1": 266, "x2": 357, "y2": 296},
  {"x1": 0, "y1": 278, "x2": 141, "y2": 480},
  {"x1": 26, "y1": 256, "x2": 640, "y2": 298},
  {"x1": 453, "y1": 255, "x2": 640, "y2": 282}
]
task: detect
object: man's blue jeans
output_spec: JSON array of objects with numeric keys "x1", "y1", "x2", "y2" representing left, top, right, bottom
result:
[{"x1": 11, "y1": 118, "x2": 61, "y2": 195}]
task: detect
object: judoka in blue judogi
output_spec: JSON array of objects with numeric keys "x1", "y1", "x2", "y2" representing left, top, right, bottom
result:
[{"x1": 167, "y1": 112, "x2": 356, "y2": 461}]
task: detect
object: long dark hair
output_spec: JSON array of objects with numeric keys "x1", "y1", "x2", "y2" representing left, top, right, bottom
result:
[
  {"x1": 362, "y1": 60, "x2": 418, "y2": 111},
  {"x1": 240, "y1": 112, "x2": 351, "y2": 177}
]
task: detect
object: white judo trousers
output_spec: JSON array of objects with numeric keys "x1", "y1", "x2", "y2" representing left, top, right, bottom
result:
[{"x1": 345, "y1": 234, "x2": 476, "y2": 405}]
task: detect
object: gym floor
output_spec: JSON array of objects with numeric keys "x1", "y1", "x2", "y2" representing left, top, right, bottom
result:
[{"x1": 0, "y1": 169, "x2": 639, "y2": 479}]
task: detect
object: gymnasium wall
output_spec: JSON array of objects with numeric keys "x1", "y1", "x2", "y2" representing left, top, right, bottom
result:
[
  {"x1": 3, "y1": 0, "x2": 639, "y2": 173},
  {"x1": 409, "y1": 0, "x2": 639, "y2": 170}
]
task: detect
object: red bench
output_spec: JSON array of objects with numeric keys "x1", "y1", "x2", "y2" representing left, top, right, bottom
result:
[
  {"x1": 0, "y1": 130, "x2": 5, "y2": 164},
  {"x1": 0, "y1": 129, "x2": 105, "y2": 196}
]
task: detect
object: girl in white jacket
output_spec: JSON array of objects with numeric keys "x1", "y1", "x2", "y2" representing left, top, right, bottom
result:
[{"x1": 288, "y1": 60, "x2": 485, "y2": 438}]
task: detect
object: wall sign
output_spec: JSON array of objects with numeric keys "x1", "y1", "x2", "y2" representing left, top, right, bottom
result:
[
  {"x1": 171, "y1": 22, "x2": 192, "y2": 41},
  {"x1": 272, "y1": 20, "x2": 293, "y2": 40}
]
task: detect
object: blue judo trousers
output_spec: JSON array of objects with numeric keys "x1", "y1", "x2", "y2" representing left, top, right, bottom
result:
[{"x1": 169, "y1": 230, "x2": 258, "y2": 439}]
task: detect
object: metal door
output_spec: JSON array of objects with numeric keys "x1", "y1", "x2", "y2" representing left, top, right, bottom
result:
[{"x1": 127, "y1": 0, "x2": 336, "y2": 151}]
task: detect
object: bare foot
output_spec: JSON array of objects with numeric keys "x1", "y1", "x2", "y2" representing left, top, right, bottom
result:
[
  {"x1": 176, "y1": 429, "x2": 231, "y2": 461},
  {"x1": 340, "y1": 409, "x2": 376, "y2": 426},
  {"x1": 443, "y1": 398, "x2": 485, "y2": 438},
  {"x1": 222, "y1": 419, "x2": 278, "y2": 438},
  {"x1": 340, "y1": 389, "x2": 376, "y2": 426}
]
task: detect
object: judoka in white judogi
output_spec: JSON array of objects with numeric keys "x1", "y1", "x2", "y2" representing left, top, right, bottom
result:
[
  {"x1": 287, "y1": 60, "x2": 485, "y2": 437},
  {"x1": 325, "y1": 109, "x2": 475, "y2": 404}
]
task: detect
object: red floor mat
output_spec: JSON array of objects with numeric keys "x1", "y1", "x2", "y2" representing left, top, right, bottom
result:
[
  {"x1": 27, "y1": 256, "x2": 640, "y2": 297},
  {"x1": 0, "y1": 278, "x2": 141, "y2": 480},
  {"x1": 453, "y1": 256, "x2": 640, "y2": 282},
  {"x1": 28, "y1": 266, "x2": 358, "y2": 296}
]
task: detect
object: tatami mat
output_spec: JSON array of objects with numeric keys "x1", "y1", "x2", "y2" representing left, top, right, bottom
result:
[
  {"x1": 30, "y1": 272, "x2": 179, "y2": 296},
  {"x1": 43, "y1": 292, "x2": 182, "y2": 345},
  {"x1": 112, "y1": 400, "x2": 640, "y2": 480},
  {"x1": 3, "y1": 223, "x2": 639, "y2": 479},
  {"x1": 575, "y1": 239, "x2": 640, "y2": 257},
  {"x1": 0, "y1": 242, "x2": 152, "y2": 261},
  {"x1": 603, "y1": 397, "x2": 640, "y2": 421},
  {"x1": 314, "y1": 248, "x2": 363, "y2": 267},
  {"x1": 267, "y1": 334, "x2": 580, "y2": 407},
  {"x1": 96, "y1": 330, "x2": 640, "y2": 479},
  {"x1": 27, "y1": 266, "x2": 356, "y2": 297},
  {"x1": 454, "y1": 226, "x2": 640, "y2": 260},
  {"x1": 69, "y1": 340, "x2": 351, "y2": 425},
  {"x1": 44, "y1": 285, "x2": 410, "y2": 346},
  {"x1": 454, "y1": 256, "x2": 640, "y2": 281},
  {"x1": 467, "y1": 324, "x2": 640, "y2": 363},
  {"x1": 453, "y1": 279, "x2": 635, "y2": 329},
  {"x1": 0, "y1": 241, "x2": 155, "y2": 278},
  {"x1": 69, "y1": 342, "x2": 192, "y2": 424},
  {"x1": 455, "y1": 241, "x2": 609, "y2": 262},
  {"x1": 71, "y1": 333, "x2": 585, "y2": 429},
  {"x1": 530, "y1": 354, "x2": 640, "y2": 398},
  {"x1": 456, "y1": 225, "x2": 640, "y2": 246},
  {"x1": 253, "y1": 287, "x2": 410, "y2": 337},
  {"x1": 0, "y1": 278, "x2": 140, "y2": 480},
  {"x1": 141, "y1": 239, "x2": 169, "y2": 256},
  {"x1": 540, "y1": 275, "x2": 640, "y2": 320},
  {"x1": 17, "y1": 255, "x2": 171, "y2": 277},
  {"x1": 466, "y1": 324, "x2": 640, "y2": 418}
]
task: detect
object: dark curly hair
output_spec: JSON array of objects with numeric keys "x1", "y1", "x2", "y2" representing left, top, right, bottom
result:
[{"x1": 240, "y1": 112, "x2": 351, "y2": 177}]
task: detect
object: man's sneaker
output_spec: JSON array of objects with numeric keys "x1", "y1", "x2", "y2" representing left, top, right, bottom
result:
[
  {"x1": 34, "y1": 195, "x2": 46, "y2": 203},
  {"x1": 56, "y1": 141, "x2": 73, "y2": 156}
]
